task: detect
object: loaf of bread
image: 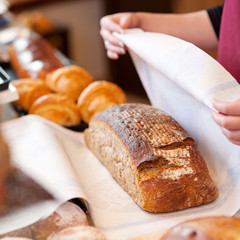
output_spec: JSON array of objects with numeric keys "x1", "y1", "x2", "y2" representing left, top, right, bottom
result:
[
  {"x1": 84, "y1": 103, "x2": 218, "y2": 213},
  {"x1": 12, "y1": 78, "x2": 52, "y2": 112},
  {"x1": 46, "y1": 65, "x2": 94, "y2": 101},
  {"x1": 8, "y1": 37, "x2": 64, "y2": 79},
  {"x1": 47, "y1": 226, "x2": 107, "y2": 240},
  {"x1": 77, "y1": 80, "x2": 127, "y2": 123},
  {"x1": 0, "y1": 202, "x2": 88, "y2": 240},
  {"x1": 29, "y1": 93, "x2": 81, "y2": 126},
  {"x1": 160, "y1": 216, "x2": 240, "y2": 240}
]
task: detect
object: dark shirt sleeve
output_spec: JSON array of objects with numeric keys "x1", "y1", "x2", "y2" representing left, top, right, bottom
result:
[{"x1": 207, "y1": 5, "x2": 223, "y2": 39}]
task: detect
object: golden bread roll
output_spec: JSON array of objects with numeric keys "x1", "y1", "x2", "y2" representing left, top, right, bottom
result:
[
  {"x1": 47, "y1": 226, "x2": 107, "y2": 240},
  {"x1": 12, "y1": 78, "x2": 52, "y2": 112},
  {"x1": 0, "y1": 108, "x2": 11, "y2": 210},
  {"x1": 84, "y1": 103, "x2": 218, "y2": 213},
  {"x1": 46, "y1": 65, "x2": 94, "y2": 101},
  {"x1": 29, "y1": 93, "x2": 81, "y2": 126},
  {"x1": 77, "y1": 80, "x2": 127, "y2": 123},
  {"x1": 160, "y1": 216, "x2": 240, "y2": 240},
  {"x1": 8, "y1": 37, "x2": 64, "y2": 79}
]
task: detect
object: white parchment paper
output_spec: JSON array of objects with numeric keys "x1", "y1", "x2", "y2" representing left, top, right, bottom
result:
[{"x1": 1, "y1": 29, "x2": 240, "y2": 239}]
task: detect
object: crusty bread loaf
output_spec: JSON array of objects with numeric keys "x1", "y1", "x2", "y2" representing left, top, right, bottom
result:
[
  {"x1": 84, "y1": 103, "x2": 218, "y2": 213},
  {"x1": 0, "y1": 202, "x2": 88, "y2": 240},
  {"x1": 8, "y1": 37, "x2": 64, "y2": 79},
  {"x1": 29, "y1": 93, "x2": 81, "y2": 126},
  {"x1": 46, "y1": 65, "x2": 94, "y2": 101},
  {"x1": 160, "y1": 216, "x2": 240, "y2": 240},
  {"x1": 47, "y1": 226, "x2": 107, "y2": 240},
  {"x1": 12, "y1": 78, "x2": 52, "y2": 111},
  {"x1": 77, "y1": 80, "x2": 127, "y2": 123}
]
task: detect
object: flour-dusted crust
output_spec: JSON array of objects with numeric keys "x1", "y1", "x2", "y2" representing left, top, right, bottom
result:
[
  {"x1": 160, "y1": 217, "x2": 240, "y2": 239},
  {"x1": 47, "y1": 226, "x2": 107, "y2": 240},
  {"x1": 84, "y1": 103, "x2": 218, "y2": 213}
]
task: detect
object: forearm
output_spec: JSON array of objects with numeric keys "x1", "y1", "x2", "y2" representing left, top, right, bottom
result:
[{"x1": 135, "y1": 10, "x2": 218, "y2": 51}]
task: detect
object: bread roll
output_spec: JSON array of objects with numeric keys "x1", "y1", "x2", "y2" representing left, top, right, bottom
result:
[
  {"x1": 77, "y1": 80, "x2": 127, "y2": 123},
  {"x1": 12, "y1": 78, "x2": 52, "y2": 112},
  {"x1": 8, "y1": 37, "x2": 64, "y2": 79},
  {"x1": 46, "y1": 65, "x2": 94, "y2": 101},
  {"x1": 29, "y1": 93, "x2": 81, "y2": 126},
  {"x1": 84, "y1": 103, "x2": 218, "y2": 213},
  {"x1": 160, "y1": 216, "x2": 240, "y2": 240},
  {"x1": 47, "y1": 226, "x2": 107, "y2": 240}
]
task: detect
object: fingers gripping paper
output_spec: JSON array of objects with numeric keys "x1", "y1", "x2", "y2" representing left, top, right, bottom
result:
[{"x1": 115, "y1": 28, "x2": 240, "y2": 218}]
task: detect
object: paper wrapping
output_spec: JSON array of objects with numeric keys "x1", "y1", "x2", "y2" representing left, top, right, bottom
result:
[{"x1": 1, "y1": 29, "x2": 240, "y2": 239}]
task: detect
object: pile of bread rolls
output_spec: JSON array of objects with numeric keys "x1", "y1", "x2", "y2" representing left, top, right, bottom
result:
[{"x1": 9, "y1": 37, "x2": 127, "y2": 127}]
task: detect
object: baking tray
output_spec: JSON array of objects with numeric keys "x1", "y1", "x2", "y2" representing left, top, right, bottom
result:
[
  {"x1": 4, "y1": 54, "x2": 88, "y2": 132},
  {"x1": 0, "y1": 66, "x2": 11, "y2": 91}
]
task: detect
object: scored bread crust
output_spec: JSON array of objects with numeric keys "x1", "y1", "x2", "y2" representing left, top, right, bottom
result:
[
  {"x1": 84, "y1": 103, "x2": 218, "y2": 213},
  {"x1": 160, "y1": 216, "x2": 240, "y2": 240}
]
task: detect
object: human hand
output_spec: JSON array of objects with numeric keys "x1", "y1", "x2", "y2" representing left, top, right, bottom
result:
[
  {"x1": 100, "y1": 12, "x2": 140, "y2": 59},
  {"x1": 212, "y1": 99, "x2": 240, "y2": 146}
]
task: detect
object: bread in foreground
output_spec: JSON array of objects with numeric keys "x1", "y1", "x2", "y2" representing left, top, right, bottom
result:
[
  {"x1": 47, "y1": 226, "x2": 107, "y2": 240},
  {"x1": 0, "y1": 202, "x2": 89, "y2": 239},
  {"x1": 84, "y1": 103, "x2": 218, "y2": 213},
  {"x1": 160, "y1": 216, "x2": 240, "y2": 240}
]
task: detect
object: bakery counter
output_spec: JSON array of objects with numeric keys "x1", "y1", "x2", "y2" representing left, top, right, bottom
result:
[{"x1": 2, "y1": 9, "x2": 240, "y2": 240}]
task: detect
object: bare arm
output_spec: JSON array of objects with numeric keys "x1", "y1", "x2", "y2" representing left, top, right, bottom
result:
[
  {"x1": 137, "y1": 11, "x2": 218, "y2": 50},
  {"x1": 100, "y1": 11, "x2": 218, "y2": 59}
]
